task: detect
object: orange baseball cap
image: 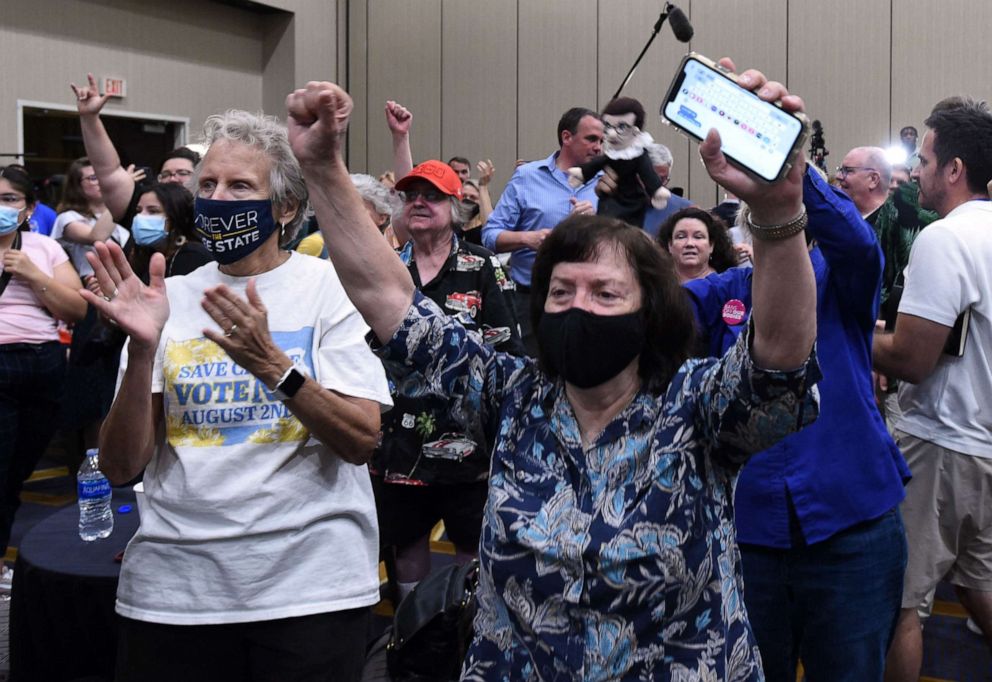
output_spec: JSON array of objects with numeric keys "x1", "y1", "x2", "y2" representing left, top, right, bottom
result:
[{"x1": 395, "y1": 160, "x2": 463, "y2": 200}]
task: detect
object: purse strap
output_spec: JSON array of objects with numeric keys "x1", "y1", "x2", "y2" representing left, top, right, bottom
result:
[{"x1": 0, "y1": 231, "x2": 22, "y2": 299}]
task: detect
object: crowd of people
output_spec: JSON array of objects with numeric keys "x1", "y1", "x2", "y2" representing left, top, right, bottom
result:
[{"x1": 0, "y1": 59, "x2": 989, "y2": 682}]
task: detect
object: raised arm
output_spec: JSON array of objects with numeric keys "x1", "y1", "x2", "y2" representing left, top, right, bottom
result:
[
  {"x1": 288, "y1": 83, "x2": 415, "y2": 343},
  {"x1": 699, "y1": 60, "x2": 815, "y2": 370},
  {"x1": 385, "y1": 100, "x2": 414, "y2": 181},
  {"x1": 477, "y1": 159, "x2": 495, "y2": 225},
  {"x1": 71, "y1": 73, "x2": 136, "y2": 221}
]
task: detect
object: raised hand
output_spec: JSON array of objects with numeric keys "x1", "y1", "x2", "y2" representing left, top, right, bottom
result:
[
  {"x1": 286, "y1": 81, "x2": 354, "y2": 169},
  {"x1": 200, "y1": 280, "x2": 285, "y2": 385},
  {"x1": 477, "y1": 159, "x2": 495, "y2": 186},
  {"x1": 70, "y1": 73, "x2": 111, "y2": 117},
  {"x1": 126, "y1": 164, "x2": 147, "y2": 184},
  {"x1": 385, "y1": 101, "x2": 413, "y2": 137},
  {"x1": 80, "y1": 240, "x2": 170, "y2": 352},
  {"x1": 698, "y1": 58, "x2": 805, "y2": 224}
]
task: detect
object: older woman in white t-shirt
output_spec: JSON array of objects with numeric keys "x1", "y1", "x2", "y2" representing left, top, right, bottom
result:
[
  {"x1": 77, "y1": 102, "x2": 391, "y2": 682},
  {"x1": 0, "y1": 166, "x2": 86, "y2": 588}
]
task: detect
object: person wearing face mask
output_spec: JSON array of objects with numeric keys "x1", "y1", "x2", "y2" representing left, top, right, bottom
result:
[
  {"x1": 128, "y1": 183, "x2": 210, "y2": 280},
  {"x1": 289, "y1": 63, "x2": 819, "y2": 680},
  {"x1": 0, "y1": 166, "x2": 86, "y2": 590},
  {"x1": 81, "y1": 109, "x2": 391, "y2": 682}
]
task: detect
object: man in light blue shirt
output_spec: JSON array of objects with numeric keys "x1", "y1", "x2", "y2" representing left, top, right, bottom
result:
[{"x1": 482, "y1": 107, "x2": 603, "y2": 353}]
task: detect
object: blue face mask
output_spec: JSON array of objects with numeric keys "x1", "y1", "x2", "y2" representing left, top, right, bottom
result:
[
  {"x1": 0, "y1": 205, "x2": 22, "y2": 235},
  {"x1": 193, "y1": 197, "x2": 278, "y2": 265},
  {"x1": 131, "y1": 214, "x2": 168, "y2": 246}
]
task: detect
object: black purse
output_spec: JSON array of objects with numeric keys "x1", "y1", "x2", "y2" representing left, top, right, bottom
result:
[{"x1": 386, "y1": 559, "x2": 479, "y2": 681}]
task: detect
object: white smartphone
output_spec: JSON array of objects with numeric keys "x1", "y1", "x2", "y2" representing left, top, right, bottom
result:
[{"x1": 661, "y1": 53, "x2": 810, "y2": 183}]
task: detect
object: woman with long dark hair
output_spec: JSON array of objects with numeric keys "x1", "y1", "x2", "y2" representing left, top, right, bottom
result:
[
  {"x1": 129, "y1": 183, "x2": 210, "y2": 279},
  {"x1": 0, "y1": 166, "x2": 86, "y2": 588}
]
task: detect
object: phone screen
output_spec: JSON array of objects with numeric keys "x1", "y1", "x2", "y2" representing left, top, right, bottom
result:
[{"x1": 662, "y1": 56, "x2": 805, "y2": 182}]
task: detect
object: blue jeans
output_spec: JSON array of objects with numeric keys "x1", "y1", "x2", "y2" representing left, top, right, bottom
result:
[{"x1": 740, "y1": 509, "x2": 907, "y2": 682}]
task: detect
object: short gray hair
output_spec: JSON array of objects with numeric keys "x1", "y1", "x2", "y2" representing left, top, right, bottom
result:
[
  {"x1": 196, "y1": 110, "x2": 310, "y2": 245},
  {"x1": 351, "y1": 173, "x2": 401, "y2": 217},
  {"x1": 647, "y1": 143, "x2": 674, "y2": 169}
]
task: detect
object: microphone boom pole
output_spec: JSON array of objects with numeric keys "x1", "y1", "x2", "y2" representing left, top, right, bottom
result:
[{"x1": 611, "y1": 8, "x2": 672, "y2": 101}]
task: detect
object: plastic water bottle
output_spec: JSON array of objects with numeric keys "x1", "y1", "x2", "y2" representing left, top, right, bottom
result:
[{"x1": 78, "y1": 448, "x2": 113, "y2": 541}]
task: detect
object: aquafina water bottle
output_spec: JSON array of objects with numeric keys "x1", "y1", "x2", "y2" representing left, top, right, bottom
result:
[{"x1": 78, "y1": 448, "x2": 113, "y2": 541}]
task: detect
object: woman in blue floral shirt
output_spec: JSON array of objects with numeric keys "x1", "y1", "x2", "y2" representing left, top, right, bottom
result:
[{"x1": 287, "y1": 59, "x2": 820, "y2": 681}]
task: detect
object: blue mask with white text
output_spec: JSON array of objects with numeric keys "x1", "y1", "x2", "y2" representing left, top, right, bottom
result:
[
  {"x1": 193, "y1": 197, "x2": 278, "y2": 264},
  {"x1": 131, "y1": 214, "x2": 168, "y2": 246}
]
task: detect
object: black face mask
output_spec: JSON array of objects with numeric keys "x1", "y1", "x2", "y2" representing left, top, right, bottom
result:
[{"x1": 537, "y1": 307, "x2": 646, "y2": 388}]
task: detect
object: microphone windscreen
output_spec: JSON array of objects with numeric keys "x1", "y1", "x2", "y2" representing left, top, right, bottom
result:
[{"x1": 667, "y1": 5, "x2": 694, "y2": 42}]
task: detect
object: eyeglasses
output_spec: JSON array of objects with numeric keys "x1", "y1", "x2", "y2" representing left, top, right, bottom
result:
[
  {"x1": 835, "y1": 166, "x2": 877, "y2": 178},
  {"x1": 0, "y1": 193, "x2": 26, "y2": 205},
  {"x1": 81, "y1": 174, "x2": 100, "y2": 184},
  {"x1": 158, "y1": 169, "x2": 194, "y2": 181},
  {"x1": 401, "y1": 188, "x2": 447, "y2": 203},
  {"x1": 603, "y1": 122, "x2": 634, "y2": 135}
]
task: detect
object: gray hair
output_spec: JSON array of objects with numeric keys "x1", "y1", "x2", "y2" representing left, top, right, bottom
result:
[
  {"x1": 351, "y1": 173, "x2": 401, "y2": 217},
  {"x1": 195, "y1": 110, "x2": 310, "y2": 245},
  {"x1": 647, "y1": 143, "x2": 674, "y2": 169},
  {"x1": 391, "y1": 193, "x2": 473, "y2": 233}
]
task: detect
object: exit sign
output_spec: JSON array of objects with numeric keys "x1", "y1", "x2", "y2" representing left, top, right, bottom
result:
[{"x1": 103, "y1": 77, "x2": 126, "y2": 98}]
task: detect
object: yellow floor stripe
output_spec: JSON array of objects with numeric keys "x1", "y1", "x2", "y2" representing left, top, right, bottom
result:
[
  {"x1": 920, "y1": 677, "x2": 957, "y2": 682},
  {"x1": 4, "y1": 547, "x2": 16, "y2": 563},
  {"x1": 932, "y1": 599, "x2": 969, "y2": 619},
  {"x1": 26, "y1": 466, "x2": 70, "y2": 483},
  {"x1": 430, "y1": 521, "x2": 446, "y2": 543},
  {"x1": 20, "y1": 491, "x2": 76, "y2": 507}
]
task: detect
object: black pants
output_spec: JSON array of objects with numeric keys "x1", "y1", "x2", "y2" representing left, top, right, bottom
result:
[
  {"x1": 116, "y1": 607, "x2": 372, "y2": 682},
  {"x1": 0, "y1": 341, "x2": 65, "y2": 555}
]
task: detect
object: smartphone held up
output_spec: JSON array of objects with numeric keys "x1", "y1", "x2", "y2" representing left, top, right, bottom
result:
[{"x1": 660, "y1": 53, "x2": 810, "y2": 183}]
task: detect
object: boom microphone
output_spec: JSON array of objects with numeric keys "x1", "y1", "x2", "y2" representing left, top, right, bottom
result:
[
  {"x1": 666, "y1": 4, "x2": 694, "y2": 42},
  {"x1": 611, "y1": 2, "x2": 696, "y2": 100}
]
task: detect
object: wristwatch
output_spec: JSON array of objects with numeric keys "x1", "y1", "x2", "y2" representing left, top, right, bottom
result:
[{"x1": 271, "y1": 365, "x2": 306, "y2": 401}]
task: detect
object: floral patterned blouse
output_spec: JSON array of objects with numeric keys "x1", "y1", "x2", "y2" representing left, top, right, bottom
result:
[{"x1": 377, "y1": 292, "x2": 821, "y2": 681}]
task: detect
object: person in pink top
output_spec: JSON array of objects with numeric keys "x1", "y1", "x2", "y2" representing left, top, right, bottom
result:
[{"x1": 0, "y1": 166, "x2": 86, "y2": 589}]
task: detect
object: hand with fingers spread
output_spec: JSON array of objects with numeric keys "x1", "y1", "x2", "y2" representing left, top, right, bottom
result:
[
  {"x1": 477, "y1": 159, "x2": 495, "y2": 186},
  {"x1": 79, "y1": 240, "x2": 170, "y2": 352},
  {"x1": 70, "y1": 73, "x2": 111, "y2": 117},
  {"x1": 286, "y1": 81, "x2": 354, "y2": 169},
  {"x1": 200, "y1": 280, "x2": 288, "y2": 387},
  {"x1": 126, "y1": 164, "x2": 147, "y2": 184},
  {"x1": 698, "y1": 58, "x2": 806, "y2": 225}
]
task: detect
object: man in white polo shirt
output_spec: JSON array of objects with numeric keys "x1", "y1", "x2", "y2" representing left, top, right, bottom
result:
[{"x1": 873, "y1": 96, "x2": 992, "y2": 681}]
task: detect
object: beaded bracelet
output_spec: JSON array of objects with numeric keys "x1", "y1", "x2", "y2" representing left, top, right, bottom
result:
[{"x1": 746, "y1": 206, "x2": 808, "y2": 241}]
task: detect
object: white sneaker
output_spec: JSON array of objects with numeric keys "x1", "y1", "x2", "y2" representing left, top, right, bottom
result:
[
  {"x1": 0, "y1": 565, "x2": 13, "y2": 592},
  {"x1": 966, "y1": 617, "x2": 983, "y2": 635}
]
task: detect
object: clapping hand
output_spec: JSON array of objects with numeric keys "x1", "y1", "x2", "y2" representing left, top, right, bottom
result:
[
  {"x1": 80, "y1": 241, "x2": 170, "y2": 353},
  {"x1": 201, "y1": 281, "x2": 283, "y2": 383}
]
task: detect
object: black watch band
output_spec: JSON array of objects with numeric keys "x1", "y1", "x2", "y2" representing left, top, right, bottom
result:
[{"x1": 272, "y1": 367, "x2": 306, "y2": 401}]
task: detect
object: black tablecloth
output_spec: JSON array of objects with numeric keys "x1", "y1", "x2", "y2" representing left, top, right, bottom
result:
[{"x1": 10, "y1": 488, "x2": 140, "y2": 682}]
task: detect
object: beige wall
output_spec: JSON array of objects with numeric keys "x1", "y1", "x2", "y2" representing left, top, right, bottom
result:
[
  {"x1": 347, "y1": 0, "x2": 992, "y2": 205},
  {"x1": 0, "y1": 0, "x2": 338, "y2": 166},
  {"x1": 4, "y1": 0, "x2": 991, "y2": 205}
]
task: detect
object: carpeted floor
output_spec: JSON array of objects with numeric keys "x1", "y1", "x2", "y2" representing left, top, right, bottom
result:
[{"x1": 2, "y1": 438, "x2": 989, "y2": 682}]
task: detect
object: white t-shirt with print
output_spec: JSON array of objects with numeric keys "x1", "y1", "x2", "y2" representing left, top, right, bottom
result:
[
  {"x1": 51, "y1": 210, "x2": 130, "y2": 278},
  {"x1": 115, "y1": 252, "x2": 392, "y2": 625},
  {"x1": 896, "y1": 200, "x2": 992, "y2": 458}
]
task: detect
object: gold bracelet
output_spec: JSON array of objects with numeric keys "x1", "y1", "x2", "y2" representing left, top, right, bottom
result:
[{"x1": 746, "y1": 207, "x2": 808, "y2": 241}]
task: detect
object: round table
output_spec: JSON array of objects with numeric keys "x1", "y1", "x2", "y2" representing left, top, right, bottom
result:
[{"x1": 10, "y1": 488, "x2": 139, "y2": 682}]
